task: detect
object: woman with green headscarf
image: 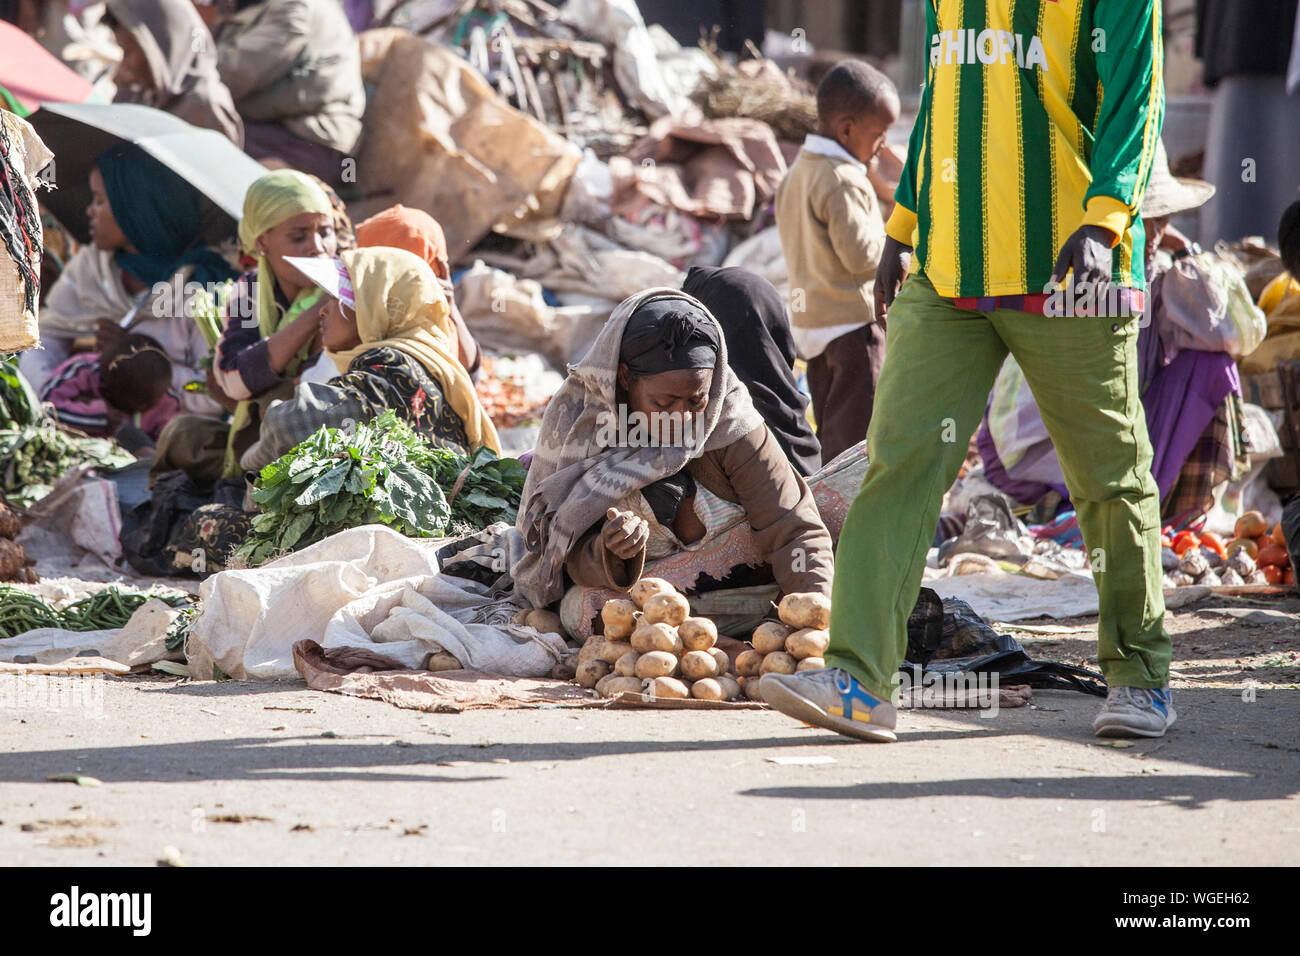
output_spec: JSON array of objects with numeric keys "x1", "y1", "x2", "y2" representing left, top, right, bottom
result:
[{"x1": 153, "y1": 169, "x2": 339, "y2": 479}]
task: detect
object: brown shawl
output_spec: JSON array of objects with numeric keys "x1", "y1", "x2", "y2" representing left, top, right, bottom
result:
[{"x1": 513, "y1": 288, "x2": 764, "y2": 607}]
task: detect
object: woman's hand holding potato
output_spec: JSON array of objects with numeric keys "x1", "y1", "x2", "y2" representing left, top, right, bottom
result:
[{"x1": 601, "y1": 508, "x2": 649, "y2": 560}]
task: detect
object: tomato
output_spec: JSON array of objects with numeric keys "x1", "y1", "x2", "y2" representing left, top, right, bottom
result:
[
  {"x1": 1171, "y1": 531, "x2": 1200, "y2": 556},
  {"x1": 1199, "y1": 531, "x2": 1227, "y2": 559},
  {"x1": 1262, "y1": 565, "x2": 1284, "y2": 586},
  {"x1": 1257, "y1": 543, "x2": 1289, "y2": 568}
]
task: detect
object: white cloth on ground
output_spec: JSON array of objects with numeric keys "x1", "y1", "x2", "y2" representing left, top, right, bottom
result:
[{"x1": 187, "y1": 524, "x2": 568, "y2": 681}]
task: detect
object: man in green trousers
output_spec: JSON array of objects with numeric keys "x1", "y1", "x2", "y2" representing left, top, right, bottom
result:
[{"x1": 763, "y1": 0, "x2": 1173, "y2": 741}]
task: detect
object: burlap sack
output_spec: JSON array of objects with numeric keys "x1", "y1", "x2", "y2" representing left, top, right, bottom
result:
[
  {"x1": 351, "y1": 29, "x2": 580, "y2": 259},
  {"x1": 0, "y1": 111, "x2": 53, "y2": 352}
]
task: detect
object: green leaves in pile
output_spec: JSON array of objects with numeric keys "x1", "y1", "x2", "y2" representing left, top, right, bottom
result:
[
  {"x1": 233, "y1": 410, "x2": 526, "y2": 567},
  {"x1": 1, "y1": 353, "x2": 40, "y2": 428},
  {"x1": 1, "y1": 354, "x2": 135, "y2": 507}
]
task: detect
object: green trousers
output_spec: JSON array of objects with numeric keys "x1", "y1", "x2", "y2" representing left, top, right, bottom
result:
[{"x1": 825, "y1": 274, "x2": 1170, "y2": 700}]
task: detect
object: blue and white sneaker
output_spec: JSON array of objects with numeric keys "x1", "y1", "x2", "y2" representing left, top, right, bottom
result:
[
  {"x1": 761, "y1": 667, "x2": 897, "y2": 742},
  {"x1": 1092, "y1": 685, "x2": 1176, "y2": 738}
]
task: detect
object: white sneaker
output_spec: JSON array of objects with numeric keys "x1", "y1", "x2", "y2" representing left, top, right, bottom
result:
[{"x1": 1092, "y1": 685, "x2": 1176, "y2": 738}]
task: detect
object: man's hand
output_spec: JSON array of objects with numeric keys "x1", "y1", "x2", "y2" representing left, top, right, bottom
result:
[
  {"x1": 1050, "y1": 225, "x2": 1115, "y2": 290},
  {"x1": 873, "y1": 235, "x2": 913, "y2": 329},
  {"x1": 1159, "y1": 223, "x2": 1194, "y2": 255},
  {"x1": 601, "y1": 507, "x2": 648, "y2": 561}
]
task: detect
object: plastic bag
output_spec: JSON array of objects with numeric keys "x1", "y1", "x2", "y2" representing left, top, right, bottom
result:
[
  {"x1": 937, "y1": 494, "x2": 1031, "y2": 565},
  {"x1": 904, "y1": 588, "x2": 1107, "y2": 695},
  {"x1": 1158, "y1": 247, "x2": 1268, "y2": 359}
]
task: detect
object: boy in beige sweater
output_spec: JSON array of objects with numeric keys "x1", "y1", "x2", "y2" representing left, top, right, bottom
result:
[{"x1": 775, "y1": 60, "x2": 899, "y2": 464}]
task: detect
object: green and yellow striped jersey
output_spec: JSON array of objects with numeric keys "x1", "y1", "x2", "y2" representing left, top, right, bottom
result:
[{"x1": 886, "y1": 0, "x2": 1165, "y2": 298}]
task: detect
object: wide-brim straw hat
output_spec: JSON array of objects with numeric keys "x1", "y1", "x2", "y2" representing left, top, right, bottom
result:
[{"x1": 1142, "y1": 139, "x2": 1215, "y2": 219}]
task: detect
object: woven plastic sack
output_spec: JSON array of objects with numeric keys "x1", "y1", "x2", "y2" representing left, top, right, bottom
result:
[{"x1": 1159, "y1": 247, "x2": 1267, "y2": 359}]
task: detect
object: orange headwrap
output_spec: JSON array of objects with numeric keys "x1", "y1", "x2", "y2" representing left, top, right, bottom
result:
[{"x1": 355, "y1": 204, "x2": 449, "y2": 280}]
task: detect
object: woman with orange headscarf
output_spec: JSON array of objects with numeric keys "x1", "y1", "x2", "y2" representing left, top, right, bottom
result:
[{"x1": 354, "y1": 204, "x2": 480, "y2": 379}]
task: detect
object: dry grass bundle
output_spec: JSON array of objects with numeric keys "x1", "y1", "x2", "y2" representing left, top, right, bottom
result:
[{"x1": 691, "y1": 41, "x2": 818, "y2": 142}]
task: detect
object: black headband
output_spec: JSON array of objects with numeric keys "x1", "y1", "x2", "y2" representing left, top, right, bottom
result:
[{"x1": 620, "y1": 299, "x2": 720, "y2": 376}]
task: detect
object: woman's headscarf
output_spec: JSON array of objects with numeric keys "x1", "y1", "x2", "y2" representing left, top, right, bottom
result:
[
  {"x1": 355, "y1": 204, "x2": 447, "y2": 279},
  {"x1": 106, "y1": 0, "x2": 243, "y2": 145},
  {"x1": 619, "y1": 297, "x2": 721, "y2": 375},
  {"x1": 513, "y1": 288, "x2": 765, "y2": 608},
  {"x1": 681, "y1": 266, "x2": 822, "y2": 476},
  {"x1": 326, "y1": 247, "x2": 500, "y2": 454},
  {"x1": 237, "y1": 168, "x2": 334, "y2": 338},
  {"x1": 95, "y1": 143, "x2": 236, "y2": 288}
]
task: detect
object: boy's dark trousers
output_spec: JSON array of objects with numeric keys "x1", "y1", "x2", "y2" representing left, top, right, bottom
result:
[{"x1": 805, "y1": 321, "x2": 886, "y2": 464}]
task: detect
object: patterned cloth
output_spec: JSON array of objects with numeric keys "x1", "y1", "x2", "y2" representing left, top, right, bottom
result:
[
  {"x1": 38, "y1": 351, "x2": 181, "y2": 440},
  {"x1": 1162, "y1": 390, "x2": 1249, "y2": 525},
  {"x1": 170, "y1": 502, "x2": 254, "y2": 573},
  {"x1": 243, "y1": 345, "x2": 470, "y2": 472}
]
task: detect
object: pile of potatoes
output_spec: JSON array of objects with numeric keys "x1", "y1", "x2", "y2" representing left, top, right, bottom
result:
[
  {"x1": 574, "y1": 578, "x2": 742, "y2": 701},
  {"x1": 734, "y1": 593, "x2": 831, "y2": 702}
]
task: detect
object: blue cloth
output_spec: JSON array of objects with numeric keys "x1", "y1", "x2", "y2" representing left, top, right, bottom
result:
[{"x1": 95, "y1": 143, "x2": 236, "y2": 287}]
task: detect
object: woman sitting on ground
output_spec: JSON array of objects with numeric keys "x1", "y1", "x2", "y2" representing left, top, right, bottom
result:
[
  {"x1": 154, "y1": 169, "x2": 341, "y2": 478},
  {"x1": 207, "y1": 0, "x2": 365, "y2": 185},
  {"x1": 19, "y1": 143, "x2": 232, "y2": 418},
  {"x1": 238, "y1": 247, "x2": 501, "y2": 471},
  {"x1": 513, "y1": 289, "x2": 834, "y2": 639},
  {"x1": 103, "y1": 0, "x2": 244, "y2": 146}
]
